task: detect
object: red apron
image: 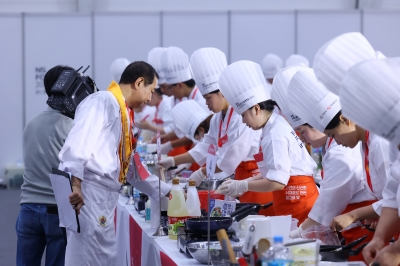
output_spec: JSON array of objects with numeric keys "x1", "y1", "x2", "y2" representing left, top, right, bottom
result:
[
  {"x1": 272, "y1": 175, "x2": 319, "y2": 224},
  {"x1": 235, "y1": 161, "x2": 275, "y2": 216}
]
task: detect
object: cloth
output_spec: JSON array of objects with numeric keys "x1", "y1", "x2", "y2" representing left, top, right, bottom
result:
[
  {"x1": 272, "y1": 175, "x2": 319, "y2": 224},
  {"x1": 340, "y1": 200, "x2": 378, "y2": 262},
  {"x1": 20, "y1": 107, "x2": 73, "y2": 205},
  {"x1": 65, "y1": 182, "x2": 119, "y2": 266},
  {"x1": 189, "y1": 106, "x2": 260, "y2": 175},
  {"x1": 16, "y1": 203, "x2": 66, "y2": 266},
  {"x1": 153, "y1": 95, "x2": 175, "y2": 134},
  {"x1": 309, "y1": 139, "x2": 375, "y2": 226},
  {"x1": 235, "y1": 160, "x2": 275, "y2": 216},
  {"x1": 257, "y1": 112, "x2": 316, "y2": 184}
]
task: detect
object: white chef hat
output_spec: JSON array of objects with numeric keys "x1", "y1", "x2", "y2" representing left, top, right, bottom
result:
[
  {"x1": 261, "y1": 53, "x2": 283, "y2": 79},
  {"x1": 340, "y1": 58, "x2": 400, "y2": 144},
  {"x1": 219, "y1": 60, "x2": 271, "y2": 115},
  {"x1": 148, "y1": 47, "x2": 167, "y2": 85},
  {"x1": 271, "y1": 66, "x2": 305, "y2": 128},
  {"x1": 288, "y1": 67, "x2": 342, "y2": 133},
  {"x1": 161, "y1": 46, "x2": 192, "y2": 85},
  {"x1": 375, "y1": 51, "x2": 386, "y2": 59},
  {"x1": 313, "y1": 32, "x2": 376, "y2": 95},
  {"x1": 190, "y1": 47, "x2": 227, "y2": 95},
  {"x1": 285, "y1": 54, "x2": 309, "y2": 67},
  {"x1": 171, "y1": 100, "x2": 210, "y2": 139},
  {"x1": 110, "y1": 58, "x2": 130, "y2": 83}
]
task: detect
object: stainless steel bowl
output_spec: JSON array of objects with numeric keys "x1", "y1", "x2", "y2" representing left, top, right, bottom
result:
[
  {"x1": 186, "y1": 241, "x2": 243, "y2": 265},
  {"x1": 196, "y1": 175, "x2": 233, "y2": 191}
]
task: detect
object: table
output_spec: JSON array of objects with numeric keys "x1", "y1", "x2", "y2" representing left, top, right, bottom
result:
[{"x1": 115, "y1": 195, "x2": 204, "y2": 266}]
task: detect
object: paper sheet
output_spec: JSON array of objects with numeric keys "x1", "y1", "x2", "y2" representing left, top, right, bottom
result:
[{"x1": 49, "y1": 173, "x2": 79, "y2": 232}]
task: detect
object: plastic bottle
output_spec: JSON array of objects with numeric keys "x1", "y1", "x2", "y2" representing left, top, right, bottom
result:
[
  {"x1": 133, "y1": 187, "x2": 141, "y2": 206},
  {"x1": 262, "y1": 236, "x2": 293, "y2": 266},
  {"x1": 167, "y1": 178, "x2": 188, "y2": 240},
  {"x1": 186, "y1": 180, "x2": 201, "y2": 217},
  {"x1": 145, "y1": 199, "x2": 151, "y2": 223}
]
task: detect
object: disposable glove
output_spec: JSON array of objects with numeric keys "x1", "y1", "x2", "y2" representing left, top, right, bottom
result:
[
  {"x1": 160, "y1": 141, "x2": 173, "y2": 155},
  {"x1": 189, "y1": 169, "x2": 206, "y2": 187},
  {"x1": 157, "y1": 157, "x2": 175, "y2": 169},
  {"x1": 217, "y1": 180, "x2": 248, "y2": 197}
]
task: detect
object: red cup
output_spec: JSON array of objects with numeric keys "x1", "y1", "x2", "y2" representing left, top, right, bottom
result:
[{"x1": 197, "y1": 190, "x2": 225, "y2": 213}]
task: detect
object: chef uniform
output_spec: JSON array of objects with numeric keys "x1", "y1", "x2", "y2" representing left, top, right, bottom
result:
[
  {"x1": 261, "y1": 53, "x2": 283, "y2": 81},
  {"x1": 285, "y1": 54, "x2": 309, "y2": 68},
  {"x1": 110, "y1": 58, "x2": 130, "y2": 83},
  {"x1": 287, "y1": 68, "x2": 379, "y2": 257},
  {"x1": 188, "y1": 48, "x2": 274, "y2": 215},
  {"x1": 218, "y1": 60, "x2": 318, "y2": 223},
  {"x1": 58, "y1": 82, "x2": 171, "y2": 266}
]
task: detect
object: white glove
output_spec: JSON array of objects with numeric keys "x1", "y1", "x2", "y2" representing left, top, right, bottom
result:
[
  {"x1": 189, "y1": 169, "x2": 206, "y2": 186},
  {"x1": 160, "y1": 141, "x2": 173, "y2": 155},
  {"x1": 217, "y1": 180, "x2": 248, "y2": 197},
  {"x1": 158, "y1": 157, "x2": 175, "y2": 169},
  {"x1": 289, "y1": 224, "x2": 304, "y2": 239}
]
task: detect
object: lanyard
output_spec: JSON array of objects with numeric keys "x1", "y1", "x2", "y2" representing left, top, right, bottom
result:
[
  {"x1": 126, "y1": 106, "x2": 136, "y2": 146},
  {"x1": 218, "y1": 108, "x2": 234, "y2": 145},
  {"x1": 191, "y1": 87, "x2": 198, "y2": 100},
  {"x1": 152, "y1": 99, "x2": 163, "y2": 124},
  {"x1": 364, "y1": 131, "x2": 373, "y2": 192},
  {"x1": 321, "y1": 137, "x2": 334, "y2": 180}
]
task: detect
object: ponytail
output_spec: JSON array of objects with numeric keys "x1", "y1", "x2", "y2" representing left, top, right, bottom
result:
[{"x1": 256, "y1": 99, "x2": 280, "y2": 112}]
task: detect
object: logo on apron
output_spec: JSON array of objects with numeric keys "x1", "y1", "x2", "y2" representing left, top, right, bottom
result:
[{"x1": 98, "y1": 215, "x2": 107, "y2": 227}]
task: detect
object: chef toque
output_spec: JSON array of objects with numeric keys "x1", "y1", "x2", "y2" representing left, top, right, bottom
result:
[
  {"x1": 285, "y1": 54, "x2": 309, "y2": 67},
  {"x1": 161, "y1": 46, "x2": 192, "y2": 85},
  {"x1": 375, "y1": 51, "x2": 386, "y2": 59},
  {"x1": 171, "y1": 100, "x2": 210, "y2": 139},
  {"x1": 271, "y1": 66, "x2": 305, "y2": 128},
  {"x1": 190, "y1": 47, "x2": 227, "y2": 95},
  {"x1": 288, "y1": 67, "x2": 341, "y2": 133},
  {"x1": 218, "y1": 60, "x2": 270, "y2": 115},
  {"x1": 340, "y1": 58, "x2": 400, "y2": 144},
  {"x1": 313, "y1": 32, "x2": 376, "y2": 95},
  {"x1": 110, "y1": 58, "x2": 130, "y2": 83},
  {"x1": 261, "y1": 53, "x2": 283, "y2": 79},
  {"x1": 148, "y1": 47, "x2": 167, "y2": 85}
]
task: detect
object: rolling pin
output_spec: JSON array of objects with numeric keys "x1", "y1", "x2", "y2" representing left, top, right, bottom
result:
[{"x1": 216, "y1": 229, "x2": 238, "y2": 264}]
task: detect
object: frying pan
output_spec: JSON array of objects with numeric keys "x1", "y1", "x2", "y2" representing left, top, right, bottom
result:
[
  {"x1": 235, "y1": 202, "x2": 273, "y2": 215},
  {"x1": 320, "y1": 234, "x2": 368, "y2": 252},
  {"x1": 186, "y1": 205, "x2": 257, "y2": 233},
  {"x1": 320, "y1": 242, "x2": 368, "y2": 262}
]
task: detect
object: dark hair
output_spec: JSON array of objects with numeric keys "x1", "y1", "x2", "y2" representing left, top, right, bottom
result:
[
  {"x1": 194, "y1": 114, "x2": 213, "y2": 136},
  {"x1": 44, "y1": 65, "x2": 74, "y2": 97},
  {"x1": 119, "y1": 61, "x2": 159, "y2": 86},
  {"x1": 154, "y1": 88, "x2": 163, "y2": 96},
  {"x1": 209, "y1": 90, "x2": 220, "y2": 94},
  {"x1": 325, "y1": 110, "x2": 342, "y2": 130},
  {"x1": 255, "y1": 100, "x2": 280, "y2": 112},
  {"x1": 303, "y1": 123, "x2": 313, "y2": 128},
  {"x1": 183, "y1": 79, "x2": 196, "y2": 88}
]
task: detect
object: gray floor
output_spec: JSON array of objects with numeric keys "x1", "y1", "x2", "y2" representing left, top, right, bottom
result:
[{"x1": 0, "y1": 188, "x2": 45, "y2": 266}]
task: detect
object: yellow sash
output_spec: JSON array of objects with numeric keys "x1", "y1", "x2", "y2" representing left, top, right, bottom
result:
[{"x1": 107, "y1": 81, "x2": 132, "y2": 184}]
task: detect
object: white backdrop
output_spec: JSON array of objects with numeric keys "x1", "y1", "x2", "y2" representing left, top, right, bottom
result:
[{"x1": 1, "y1": 10, "x2": 400, "y2": 179}]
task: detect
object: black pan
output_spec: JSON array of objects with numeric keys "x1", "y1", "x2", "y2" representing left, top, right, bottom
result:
[
  {"x1": 186, "y1": 205, "x2": 257, "y2": 233},
  {"x1": 320, "y1": 234, "x2": 368, "y2": 252},
  {"x1": 320, "y1": 242, "x2": 368, "y2": 262},
  {"x1": 235, "y1": 202, "x2": 273, "y2": 215}
]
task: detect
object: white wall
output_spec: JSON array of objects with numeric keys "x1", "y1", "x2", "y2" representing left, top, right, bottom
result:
[{"x1": 1, "y1": 10, "x2": 400, "y2": 180}]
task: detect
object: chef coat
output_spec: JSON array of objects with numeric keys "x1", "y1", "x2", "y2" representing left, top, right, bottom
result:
[
  {"x1": 153, "y1": 95, "x2": 175, "y2": 133},
  {"x1": 189, "y1": 106, "x2": 260, "y2": 176},
  {"x1": 381, "y1": 144, "x2": 400, "y2": 214},
  {"x1": 258, "y1": 112, "x2": 316, "y2": 184},
  {"x1": 361, "y1": 132, "x2": 390, "y2": 213},
  {"x1": 308, "y1": 138, "x2": 376, "y2": 226}
]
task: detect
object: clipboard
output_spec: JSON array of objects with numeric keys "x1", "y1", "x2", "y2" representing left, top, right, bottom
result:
[{"x1": 51, "y1": 168, "x2": 81, "y2": 233}]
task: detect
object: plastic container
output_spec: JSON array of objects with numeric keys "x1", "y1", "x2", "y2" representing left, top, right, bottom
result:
[
  {"x1": 186, "y1": 180, "x2": 201, "y2": 217},
  {"x1": 167, "y1": 178, "x2": 188, "y2": 240},
  {"x1": 262, "y1": 236, "x2": 293, "y2": 266},
  {"x1": 145, "y1": 199, "x2": 151, "y2": 223},
  {"x1": 197, "y1": 190, "x2": 225, "y2": 213}
]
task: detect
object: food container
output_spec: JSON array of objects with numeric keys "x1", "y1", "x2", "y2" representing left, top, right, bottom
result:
[{"x1": 198, "y1": 191, "x2": 225, "y2": 213}]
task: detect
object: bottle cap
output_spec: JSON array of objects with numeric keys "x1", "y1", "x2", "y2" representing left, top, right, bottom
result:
[
  {"x1": 172, "y1": 178, "x2": 180, "y2": 185},
  {"x1": 273, "y1": 236, "x2": 283, "y2": 243},
  {"x1": 188, "y1": 180, "x2": 196, "y2": 186}
]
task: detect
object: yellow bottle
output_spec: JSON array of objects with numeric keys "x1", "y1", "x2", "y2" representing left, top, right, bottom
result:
[{"x1": 167, "y1": 178, "x2": 188, "y2": 240}]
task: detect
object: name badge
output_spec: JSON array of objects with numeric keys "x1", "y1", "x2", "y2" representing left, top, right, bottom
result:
[
  {"x1": 133, "y1": 152, "x2": 150, "y2": 180},
  {"x1": 218, "y1": 134, "x2": 228, "y2": 147},
  {"x1": 253, "y1": 151, "x2": 264, "y2": 163}
]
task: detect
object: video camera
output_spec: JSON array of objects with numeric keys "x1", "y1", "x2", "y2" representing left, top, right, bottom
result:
[{"x1": 47, "y1": 66, "x2": 98, "y2": 118}]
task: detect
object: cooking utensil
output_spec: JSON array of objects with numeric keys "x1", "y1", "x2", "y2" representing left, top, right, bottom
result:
[
  {"x1": 186, "y1": 205, "x2": 256, "y2": 233},
  {"x1": 242, "y1": 224, "x2": 256, "y2": 255},
  {"x1": 257, "y1": 238, "x2": 271, "y2": 258},
  {"x1": 186, "y1": 241, "x2": 243, "y2": 265},
  {"x1": 197, "y1": 178, "x2": 229, "y2": 191},
  {"x1": 320, "y1": 234, "x2": 368, "y2": 252},
  {"x1": 217, "y1": 229, "x2": 238, "y2": 264},
  {"x1": 209, "y1": 243, "x2": 243, "y2": 266},
  {"x1": 320, "y1": 242, "x2": 368, "y2": 262},
  {"x1": 235, "y1": 202, "x2": 273, "y2": 215}
]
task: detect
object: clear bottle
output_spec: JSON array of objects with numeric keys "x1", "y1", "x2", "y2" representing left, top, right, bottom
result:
[
  {"x1": 262, "y1": 236, "x2": 293, "y2": 266},
  {"x1": 145, "y1": 199, "x2": 151, "y2": 223},
  {"x1": 167, "y1": 178, "x2": 188, "y2": 240},
  {"x1": 133, "y1": 187, "x2": 141, "y2": 206},
  {"x1": 186, "y1": 180, "x2": 201, "y2": 217}
]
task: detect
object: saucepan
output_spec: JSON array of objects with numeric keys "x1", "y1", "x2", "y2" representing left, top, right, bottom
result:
[
  {"x1": 186, "y1": 205, "x2": 257, "y2": 233},
  {"x1": 235, "y1": 202, "x2": 273, "y2": 215},
  {"x1": 319, "y1": 235, "x2": 368, "y2": 262}
]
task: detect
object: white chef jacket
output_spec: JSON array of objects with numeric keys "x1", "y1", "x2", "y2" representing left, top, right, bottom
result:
[
  {"x1": 258, "y1": 112, "x2": 316, "y2": 185},
  {"x1": 153, "y1": 95, "x2": 174, "y2": 134},
  {"x1": 381, "y1": 144, "x2": 400, "y2": 215},
  {"x1": 134, "y1": 105, "x2": 156, "y2": 124},
  {"x1": 189, "y1": 106, "x2": 260, "y2": 176},
  {"x1": 308, "y1": 138, "x2": 376, "y2": 226},
  {"x1": 361, "y1": 133, "x2": 390, "y2": 214}
]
